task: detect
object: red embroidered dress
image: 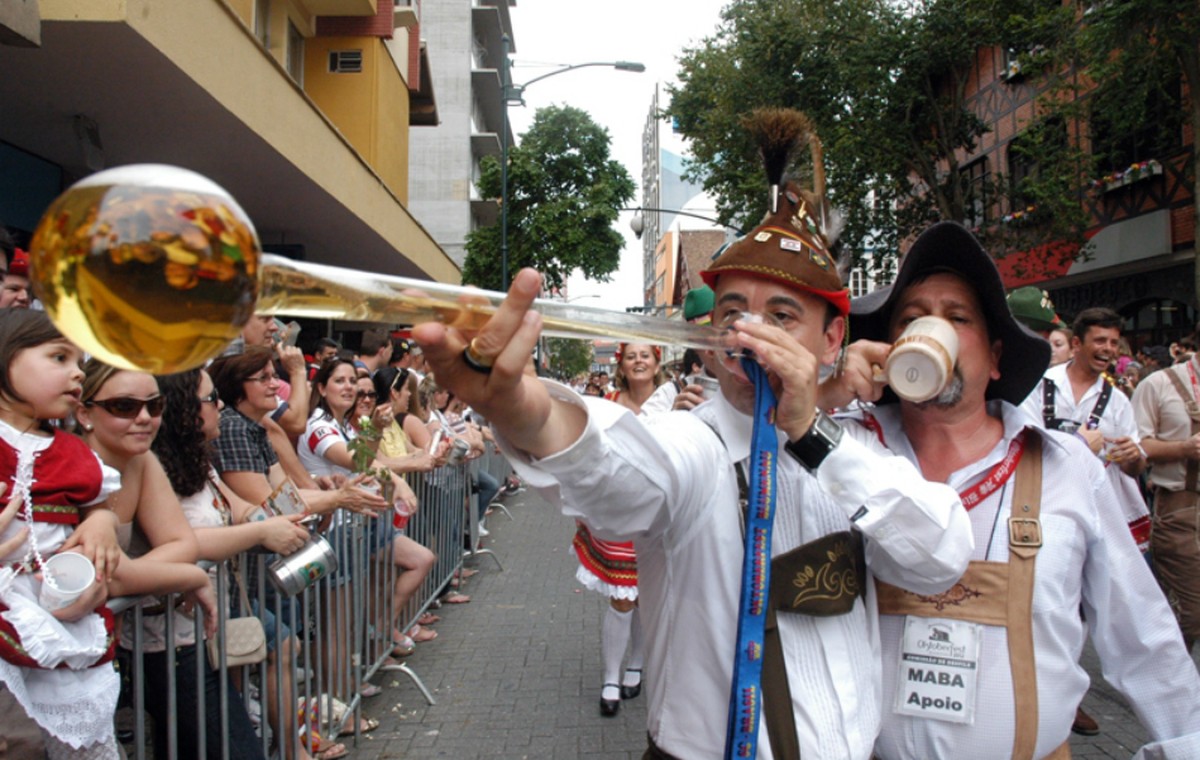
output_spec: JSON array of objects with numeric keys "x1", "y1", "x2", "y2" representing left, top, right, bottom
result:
[
  {"x1": 0, "y1": 421, "x2": 122, "y2": 749},
  {"x1": 571, "y1": 391, "x2": 639, "y2": 600}
]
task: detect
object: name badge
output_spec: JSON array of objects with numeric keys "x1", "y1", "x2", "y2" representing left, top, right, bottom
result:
[{"x1": 894, "y1": 615, "x2": 981, "y2": 724}]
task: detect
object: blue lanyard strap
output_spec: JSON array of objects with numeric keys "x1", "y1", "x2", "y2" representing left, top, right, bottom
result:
[{"x1": 724, "y1": 359, "x2": 779, "y2": 759}]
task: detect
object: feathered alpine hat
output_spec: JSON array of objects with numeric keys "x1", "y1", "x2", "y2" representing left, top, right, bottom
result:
[{"x1": 700, "y1": 108, "x2": 849, "y2": 316}]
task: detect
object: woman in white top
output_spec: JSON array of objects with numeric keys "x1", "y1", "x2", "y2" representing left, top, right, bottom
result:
[
  {"x1": 151, "y1": 369, "x2": 323, "y2": 760},
  {"x1": 301, "y1": 359, "x2": 417, "y2": 691}
]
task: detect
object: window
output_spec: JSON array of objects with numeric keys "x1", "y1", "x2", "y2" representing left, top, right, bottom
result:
[
  {"x1": 1090, "y1": 66, "x2": 1182, "y2": 176},
  {"x1": 286, "y1": 20, "x2": 304, "y2": 85},
  {"x1": 1008, "y1": 118, "x2": 1066, "y2": 212},
  {"x1": 254, "y1": 0, "x2": 270, "y2": 47},
  {"x1": 959, "y1": 157, "x2": 990, "y2": 230}
]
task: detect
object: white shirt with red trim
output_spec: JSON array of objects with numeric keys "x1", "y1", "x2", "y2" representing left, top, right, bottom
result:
[{"x1": 298, "y1": 409, "x2": 353, "y2": 479}]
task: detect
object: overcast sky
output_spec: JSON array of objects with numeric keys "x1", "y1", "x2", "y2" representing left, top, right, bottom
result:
[{"x1": 504, "y1": 0, "x2": 730, "y2": 309}]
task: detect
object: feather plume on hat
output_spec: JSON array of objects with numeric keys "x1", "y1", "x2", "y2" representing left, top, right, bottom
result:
[{"x1": 701, "y1": 108, "x2": 850, "y2": 316}]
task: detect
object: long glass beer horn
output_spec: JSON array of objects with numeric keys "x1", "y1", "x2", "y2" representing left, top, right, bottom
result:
[
  {"x1": 26, "y1": 164, "x2": 728, "y2": 375},
  {"x1": 257, "y1": 255, "x2": 727, "y2": 350}
]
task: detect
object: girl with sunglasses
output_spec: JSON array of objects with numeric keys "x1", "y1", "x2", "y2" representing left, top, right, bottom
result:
[
  {"x1": 77, "y1": 360, "x2": 221, "y2": 625},
  {"x1": 0, "y1": 310, "x2": 130, "y2": 758}
]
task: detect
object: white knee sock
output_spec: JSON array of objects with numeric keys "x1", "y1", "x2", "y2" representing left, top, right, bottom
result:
[
  {"x1": 601, "y1": 606, "x2": 633, "y2": 697},
  {"x1": 623, "y1": 606, "x2": 644, "y2": 687}
]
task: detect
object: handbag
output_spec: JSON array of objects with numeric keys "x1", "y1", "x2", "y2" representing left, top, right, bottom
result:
[{"x1": 206, "y1": 560, "x2": 268, "y2": 670}]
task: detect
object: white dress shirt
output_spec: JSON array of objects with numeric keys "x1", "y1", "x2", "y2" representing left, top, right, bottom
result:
[
  {"x1": 499, "y1": 380, "x2": 972, "y2": 759},
  {"x1": 870, "y1": 401, "x2": 1200, "y2": 760}
]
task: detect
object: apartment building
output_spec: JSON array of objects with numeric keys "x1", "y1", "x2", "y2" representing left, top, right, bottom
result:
[
  {"x1": 0, "y1": 0, "x2": 456, "y2": 283},
  {"x1": 407, "y1": 0, "x2": 514, "y2": 268}
]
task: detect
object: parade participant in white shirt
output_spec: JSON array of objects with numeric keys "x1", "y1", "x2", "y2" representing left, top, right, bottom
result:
[
  {"x1": 1018, "y1": 307, "x2": 1145, "y2": 478},
  {"x1": 849, "y1": 222, "x2": 1200, "y2": 760},
  {"x1": 412, "y1": 110, "x2": 972, "y2": 760}
]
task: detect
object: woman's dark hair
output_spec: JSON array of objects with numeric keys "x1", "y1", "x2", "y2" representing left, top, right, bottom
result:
[
  {"x1": 208, "y1": 346, "x2": 274, "y2": 410},
  {"x1": 308, "y1": 357, "x2": 358, "y2": 421},
  {"x1": 153, "y1": 370, "x2": 209, "y2": 497},
  {"x1": 0, "y1": 309, "x2": 66, "y2": 405},
  {"x1": 373, "y1": 366, "x2": 410, "y2": 404}
]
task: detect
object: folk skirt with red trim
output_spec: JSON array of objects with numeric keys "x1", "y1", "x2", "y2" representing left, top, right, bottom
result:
[{"x1": 571, "y1": 521, "x2": 639, "y2": 601}]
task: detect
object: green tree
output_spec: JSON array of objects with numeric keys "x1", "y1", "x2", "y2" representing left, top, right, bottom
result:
[
  {"x1": 667, "y1": 0, "x2": 1087, "y2": 270},
  {"x1": 464, "y1": 105, "x2": 636, "y2": 291},
  {"x1": 544, "y1": 337, "x2": 595, "y2": 381}
]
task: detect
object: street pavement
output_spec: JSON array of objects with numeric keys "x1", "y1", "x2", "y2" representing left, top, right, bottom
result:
[{"x1": 352, "y1": 486, "x2": 1196, "y2": 760}]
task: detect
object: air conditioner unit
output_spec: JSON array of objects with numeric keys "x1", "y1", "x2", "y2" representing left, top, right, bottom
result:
[{"x1": 329, "y1": 50, "x2": 363, "y2": 74}]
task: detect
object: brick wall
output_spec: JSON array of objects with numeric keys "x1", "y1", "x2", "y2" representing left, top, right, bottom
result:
[{"x1": 317, "y1": 0, "x2": 396, "y2": 39}]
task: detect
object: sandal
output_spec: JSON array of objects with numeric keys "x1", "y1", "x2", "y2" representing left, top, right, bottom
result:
[
  {"x1": 359, "y1": 683, "x2": 383, "y2": 698},
  {"x1": 408, "y1": 624, "x2": 438, "y2": 643},
  {"x1": 417, "y1": 613, "x2": 440, "y2": 626},
  {"x1": 314, "y1": 742, "x2": 348, "y2": 760},
  {"x1": 339, "y1": 716, "x2": 380, "y2": 737},
  {"x1": 441, "y1": 592, "x2": 471, "y2": 604},
  {"x1": 391, "y1": 634, "x2": 416, "y2": 657}
]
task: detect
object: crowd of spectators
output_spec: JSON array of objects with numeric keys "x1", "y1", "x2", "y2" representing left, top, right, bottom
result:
[{"x1": 0, "y1": 223, "x2": 516, "y2": 760}]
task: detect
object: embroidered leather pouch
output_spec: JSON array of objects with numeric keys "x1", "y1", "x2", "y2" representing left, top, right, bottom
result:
[{"x1": 770, "y1": 530, "x2": 865, "y2": 617}]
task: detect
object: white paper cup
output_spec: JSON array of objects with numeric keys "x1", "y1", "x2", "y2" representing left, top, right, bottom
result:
[
  {"x1": 885, "y1": 316, "x2": 959, "y2": 403},
  {"x1": 39, "y1": 552, "x2": 96, "y2": 611}
]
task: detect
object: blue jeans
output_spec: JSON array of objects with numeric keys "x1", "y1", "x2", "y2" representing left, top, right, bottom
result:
[
  {"x1": 139, "y1": 644, "x2": 265, "y2": 760},
  {"x1": 475, "y1": 469, "x2": 499, "y2": 520}
]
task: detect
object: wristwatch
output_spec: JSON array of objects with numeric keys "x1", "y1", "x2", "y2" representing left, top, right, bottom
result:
[{"x1": 784, "y1": 410, "x2": 844, "y2": 472}]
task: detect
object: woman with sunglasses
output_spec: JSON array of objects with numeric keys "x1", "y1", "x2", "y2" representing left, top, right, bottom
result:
[
  {"x1": 77, "y1": 361, "x2": 217, "y2": 606},
  {"x1": 346, "y1": 373, "x2": 439, "y2": 650}
]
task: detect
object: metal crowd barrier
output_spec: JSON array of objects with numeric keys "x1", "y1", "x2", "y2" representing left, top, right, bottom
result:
[{"x1": 109, "y1": 447, "x2": 513, "y2": 760}]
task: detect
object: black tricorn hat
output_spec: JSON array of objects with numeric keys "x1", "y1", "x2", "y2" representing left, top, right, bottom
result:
[{"x1": 849, "y1": 221, "x2": 1049, "y2": 405}]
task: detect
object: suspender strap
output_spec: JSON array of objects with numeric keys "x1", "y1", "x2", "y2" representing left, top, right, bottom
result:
[
  {"x1": 1041, "y1": 380, "x2": 1056, "y2": 428},
  {"x1": 761, "y1": 606, "x2": 802, "y2": 760},
  {"x1": 1164, "y1": 367, "x2": 1200, "y2": 493},
  {"x1": 1088, "y1": 381, "x2": 1113, "y2": 430},
  {"x1": 875, "y1": 431, "x2": 1044, "y2": 760},
  {"x1": 1007, "y1": 432, "x2": 1043, "y2": 760}
]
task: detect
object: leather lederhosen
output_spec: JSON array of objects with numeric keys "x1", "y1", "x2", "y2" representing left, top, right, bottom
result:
[{"x1": 876, "y1": 433, "x2": 1044, "y2": 760}]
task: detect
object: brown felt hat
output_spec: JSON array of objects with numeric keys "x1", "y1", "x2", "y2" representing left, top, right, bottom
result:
[{"x1": 699, "y1": 109, "x2": 849, "y2": 316}]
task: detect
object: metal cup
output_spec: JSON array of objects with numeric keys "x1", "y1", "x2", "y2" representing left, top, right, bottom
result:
[
  {"x1": 267, "y1": 534, "x2": 339, "y2": 597},
  {"x1": 446, "y1": 438, "x2": 471, "y2": 466}
]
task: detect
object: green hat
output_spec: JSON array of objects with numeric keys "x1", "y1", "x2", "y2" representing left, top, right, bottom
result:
[
  {"x1": 683, "y1": 285, "x2": 715, "y2": 322},
  {"x1": 1006, "y1": 286, "x2": 1063, "y2": 333}
]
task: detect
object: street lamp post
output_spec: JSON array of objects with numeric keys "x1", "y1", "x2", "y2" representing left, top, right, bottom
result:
[
  {"x1": 499, "y1": 37, "x2": 644, "y2": 289},
  {"x1": 624, "y1": 206, "x2": 744, "y2": 239}
]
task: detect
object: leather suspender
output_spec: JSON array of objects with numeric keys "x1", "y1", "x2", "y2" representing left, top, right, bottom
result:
[
  {"x1": 1006, "y1": 432, "x2": 1044, "y2": 760},
  {"x1": 1164, "y1": 367, "x2": 1200, "y2": 493},
  {"x1": 876, "y1": 432, "x2": 1044, "y2": 760},
  {"x1": 1042, "y1": 378, "x2": 1112, "y2": 431}
]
